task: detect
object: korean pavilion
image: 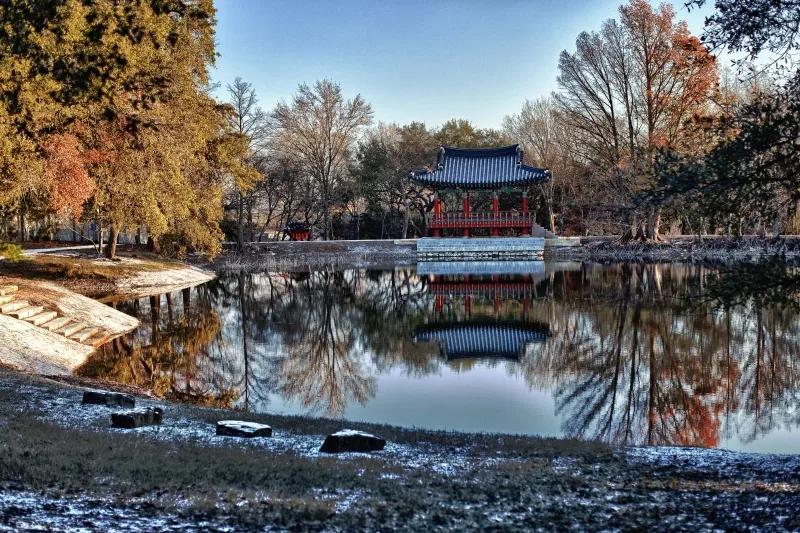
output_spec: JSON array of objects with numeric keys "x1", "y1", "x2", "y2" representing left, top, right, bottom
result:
[{"x1": 410, "y1": 144, "x2": 550, "y2": 237}]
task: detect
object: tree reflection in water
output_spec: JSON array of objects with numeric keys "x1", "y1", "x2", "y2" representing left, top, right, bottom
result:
[
  {"x1": 77, "y1": 286, "x2": 236, "y2": 407},
  {"x1": 523, "y1": 263, "x2": 800, "y2": 448},
  {"x1": 77, "y1": 262, "x2": 800, "y2": 448}
]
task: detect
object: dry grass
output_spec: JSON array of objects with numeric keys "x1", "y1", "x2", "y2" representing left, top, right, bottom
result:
[
  {"x1": 1, "y1": 370, "x2": 798, "y2": 532},
  {"x1": 0, "y1": 252, "x2": 182, "y2": 297}
]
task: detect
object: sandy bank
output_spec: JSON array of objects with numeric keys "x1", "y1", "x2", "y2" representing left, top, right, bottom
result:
[{"x1": 108, "y1": 262, "x2": 215, "y2": 301}]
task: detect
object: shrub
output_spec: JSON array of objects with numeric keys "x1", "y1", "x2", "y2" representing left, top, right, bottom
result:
[{"x1": 0, "y1": 243, "x2": 22, "y2": 262}]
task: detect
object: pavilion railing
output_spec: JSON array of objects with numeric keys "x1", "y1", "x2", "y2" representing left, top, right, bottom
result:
[{"x1": 426, "y1": 211, "x2": 535, "y2": 229}]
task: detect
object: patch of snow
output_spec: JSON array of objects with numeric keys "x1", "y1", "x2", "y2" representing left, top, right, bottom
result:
[
  {"x1": 331, "y1": 429, "x2": 377, "y2": 438},
  {"x1": 217, "y1": 420, "x2": 271, "y2": 431}
]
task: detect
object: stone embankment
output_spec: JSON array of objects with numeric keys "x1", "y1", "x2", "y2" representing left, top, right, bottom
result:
[
  {"x1": 0, "y1": 280, "x2": 139, "y2": 374},
  {"x1": 0, "y1": 259, "x2": 215, "y2": 374}
]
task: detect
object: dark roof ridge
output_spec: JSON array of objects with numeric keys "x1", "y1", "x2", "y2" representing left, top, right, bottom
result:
[{"x1": 440, "y1": 144, "x2": 520, "y2": 158}]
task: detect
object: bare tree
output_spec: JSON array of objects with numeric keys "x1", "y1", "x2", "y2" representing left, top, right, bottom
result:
[
  {"x1": 227, "y1": 77, "x2": 268, "y2": 250},
  {"x1": 503, "y1": 97, "x2": 560, "y2": 232},
  {"x1": 554, "y1": 1, "x2": 718, "y2": 240},
  {"x1": 270, "y1": 80, "x2": 373, "y2": 240}
]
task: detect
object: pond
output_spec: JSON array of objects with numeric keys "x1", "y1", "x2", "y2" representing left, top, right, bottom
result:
[{"x1": 78, "y1": 262, "x2": 800, "y2": 454}]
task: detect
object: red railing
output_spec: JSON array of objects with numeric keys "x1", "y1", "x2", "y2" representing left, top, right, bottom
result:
[{"x1": 427, "y1": 211, "x2": 535, "y2": 229}]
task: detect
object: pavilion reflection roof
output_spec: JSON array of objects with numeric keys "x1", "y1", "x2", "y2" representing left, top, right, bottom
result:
[{"x1": 414, "y1": 321, "x2": 550, "y2": 360}]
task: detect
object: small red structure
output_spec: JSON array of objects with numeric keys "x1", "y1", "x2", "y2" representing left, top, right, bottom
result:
[
  {"x1": 410, "y1": 145, "x2": 550, "y2": 237},
  {"x1": 284, "y1": 221, "x2": 311, "y2": 241},
  {"x1": 288, "y1": 229, "x2": 311, "y2": 241}
]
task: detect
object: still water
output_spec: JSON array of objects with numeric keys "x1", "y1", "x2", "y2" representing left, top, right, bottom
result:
[{"x1": 79, "y1": 262, "x2": 800, "y2": 454}]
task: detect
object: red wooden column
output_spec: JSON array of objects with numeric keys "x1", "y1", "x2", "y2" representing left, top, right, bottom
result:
[
  {"x1": 492, "y1": 193, "x2": 500, "y2": 236},
  {"x1": 521, "y1": 191, "x2": 530, "y2": 235},
  {"x1": 432, "y1": 192, "x2": 441, "y2": 237},
  {"x1": 462, "y1": 191, "x2": 470, "y2": 237},
  {"x1": 490, "y1": 274, "x2": 499, "y2": 315},
  {"x1": 433, "y1": 275, "x2": 443, "y2": 312}
]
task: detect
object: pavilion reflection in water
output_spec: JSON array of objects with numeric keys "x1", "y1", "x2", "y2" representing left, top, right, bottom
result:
[{"x1": 414, "y1": 261, "x2": 554, "y2": 362}]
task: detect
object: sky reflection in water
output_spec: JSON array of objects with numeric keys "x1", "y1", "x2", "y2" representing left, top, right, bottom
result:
[{"x1": 78, "y1": 262, "x2": 800, "y2": 454}]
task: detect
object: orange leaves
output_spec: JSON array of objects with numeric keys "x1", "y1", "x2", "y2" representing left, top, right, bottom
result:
[{"x1": 42, "y1": 133, "x2": 96, "y2": 219}]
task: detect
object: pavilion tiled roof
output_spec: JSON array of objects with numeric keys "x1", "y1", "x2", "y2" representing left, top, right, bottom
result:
[
  {"x1": 414, "y1": 321, "x2": 550, "y2": 360},
  {"x1": 409, "y1": 144, "x2": 550, "y2": 189}
]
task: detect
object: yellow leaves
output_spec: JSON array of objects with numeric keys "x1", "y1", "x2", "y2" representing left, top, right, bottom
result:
[{"x1": 0, "y1": 114, "x2": 41, "y2": 205}]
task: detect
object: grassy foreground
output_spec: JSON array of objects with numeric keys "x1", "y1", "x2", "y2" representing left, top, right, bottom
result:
[{"x1": 1, "y1": 370, "x2": 799, "y2": 532}]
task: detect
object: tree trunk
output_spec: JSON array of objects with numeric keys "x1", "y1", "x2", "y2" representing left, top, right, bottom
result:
[
  {"x1": 619, "y1": 208, "x2": 635, "y2": 243},
  {"x1": 147, "y1": 236, "x2": 161, "y2": 254},
  {"x1": 97, "y1": 219, "x2": 103, "y2": 254},
  {"x1": 646, "y1": 205, "x2": 661, "y2": 241},
  {"x1": 772, "y1": 184, "x2": 781, "y2": 238},
  {"x1": 17, "y1": 209, "x2": 25, "y2": 243},
  {"x1": 247, "y1": 198, "x2": 255, "y2": 243},
  {"x1": 402, "y1": 199, "x2": 409, "y2": 239},
  {"x1": 634, "y1": 219, "x2": 646, "y2": 241},
  {"x1": 237, "y1": 192, "x2": 245, "y2": 251},
  {"x1": 105, "y1": 225, "x2": 118, "y2": 259},
  {"x1": 539, "y1": 184, "x2": 556, "y2": 234}
]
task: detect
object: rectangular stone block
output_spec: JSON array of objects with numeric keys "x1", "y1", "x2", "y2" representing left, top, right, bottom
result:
[
  {"x1": 216, "y1": 420, "x2": 272, "y2": 438},
  {"x1": 82, "y1": 390, "x2": 136, "y2": 408},
  {"x1": 111, "y1": 407, "x2": 163, "y2": 428}
]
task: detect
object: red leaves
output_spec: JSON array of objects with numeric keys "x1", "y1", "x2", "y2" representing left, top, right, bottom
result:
[{"x1": 42, "y1": 133, "x2": 96, "y2": 219}]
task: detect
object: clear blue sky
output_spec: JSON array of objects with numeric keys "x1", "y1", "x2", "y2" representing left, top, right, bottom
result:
[{"x1": 211, "y1": 0, "x2": 715, "y2": 130}]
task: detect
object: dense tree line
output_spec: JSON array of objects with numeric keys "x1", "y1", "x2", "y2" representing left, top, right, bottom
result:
[
  {"x1": 2, "y1": 0, "x2": 798, "y2": 249},
  {"x1": 0, "y1": 0, "x2": 256, "y2": 258}
]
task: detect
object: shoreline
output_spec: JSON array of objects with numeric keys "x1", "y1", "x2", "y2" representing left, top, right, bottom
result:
[
  {"x1": 215, "y1": 235, "x2": 800, "y2": 272},
  {"x1": 0, "y1": 253, "x2": 215, "y2": 373},
  {"x1": 0, "y1": 368, "x2": 797, "y2": 531}
]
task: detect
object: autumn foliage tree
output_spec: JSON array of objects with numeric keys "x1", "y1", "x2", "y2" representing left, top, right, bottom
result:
[
  {"x1": 553, "y1": 0, "x2": 718, "y2": 239},
  {"x1": 0, "y1": 0, "x2": 250, "y2": 257}
]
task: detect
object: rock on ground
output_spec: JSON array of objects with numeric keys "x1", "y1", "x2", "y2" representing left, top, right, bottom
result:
[
  {"x1": 111, "y1": 407, "x2": 163, "y2": 429},
  {"x1": 215, "y1": 420, "x2": 272, "y2": 438},
  {"x1": 82, "y1": 390, "x2": 135, "y2": 408},
  {"x1": 320, "y1": 429, "x2": 386, "y2": 453}
]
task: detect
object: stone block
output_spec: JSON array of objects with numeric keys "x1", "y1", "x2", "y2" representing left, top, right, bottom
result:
[
  {"x1": 216, "y1": 420, "x2": 272, "y2": 438},
  {"x1": 319, "y1": 429, "x2": 386, "y2": 454},
  {"x1": 82, "y1": 390, "x2": 136, "y2": 408},
  {"x1": 111, "y1": 407, "x2": 163, "y2": 428}
]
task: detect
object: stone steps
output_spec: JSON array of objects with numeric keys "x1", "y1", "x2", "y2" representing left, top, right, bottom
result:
[
  {"x1": 0, "y1": 287, "x2": 115, "y2": 349},
  {"x1": 0, "y1": 299, "x2": 28, "y2": 314},
  {"x1": 41, "y1": 316, "x2": 72, "y2": 332},
  {"x1": 531, "y1": 223, "x2": 558, "y2": 239},
  {"x1": 0, "y1": 285, "x2": 18, "y2": 296},
  {"x1": 70, "y1": 327, "x2": 100, "y2": 343},
  {"x1": 8, "y1": 305, "x2": 44, "y2": 320},
  {"x1": 25, "y1": 311, "x2": 58, "y2": 326},
  {"x1": 86, "y1": 331, "x2": 112, "y2": 348},
  {"x1": 57, "y1": 321, "x2": 88, "y2": 337}
]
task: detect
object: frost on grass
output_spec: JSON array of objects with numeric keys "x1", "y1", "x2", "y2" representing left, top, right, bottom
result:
[
  {"x1": 0, "y1": 490, "x2": 231, "y2": 533},
  {"x1": 627, "y1": 445, "x2": 800, "y2": 480},
  {"x1": 0, "y1": 375, "x2": 507, "y2": 477}
]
